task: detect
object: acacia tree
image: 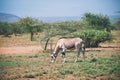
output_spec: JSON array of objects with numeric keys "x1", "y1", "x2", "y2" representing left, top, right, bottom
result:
[
  {"x1": 17, "y1": 17, "x2": 41, "y2": 41},
  {"x1": 71, "y1": 30, "x2": 112, "y2": 47},
  {"x1": 40, "y1": 23, "x2": 74, "y2": 50},
  {"x1": 0, "y1": 22, "x2": 13, "y2": 37},
  {"x1": 82, "y1": 13, "x2": 111, "y2": 32},
  {"x1": 40, "y1": 25, "x2": 61, "y2": 50}
]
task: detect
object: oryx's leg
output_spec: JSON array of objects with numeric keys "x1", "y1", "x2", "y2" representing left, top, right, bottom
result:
[
  {"x1": 82, "y1": 47, "x2": 85, "y2": 61},
  {"x1": 82, "y1": 49, "x2": 85, "y2": 61},
  {"x1": 62, "y1": 52, "x2": 66, "y2": 63},
  {"x1": 75, "y1": 45, "x2": 81, "y2": 62},
  {"x1": 75, "y1": 50, "x2": 80, "y2": 62},
  {"x1": 80, "y1": 47, "x2": 85, "y2": 61},
  {"x1": 62, "y1": 48, "x2": 66, "y2": 63}
]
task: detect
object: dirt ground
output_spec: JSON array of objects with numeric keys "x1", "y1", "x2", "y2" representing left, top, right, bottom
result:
[
  {"x1": 0, "y1": 45, "x2": 42, "y2": 56},
  {"x1": 0, "y1": 43, "x2": 119, "y2": 56}
]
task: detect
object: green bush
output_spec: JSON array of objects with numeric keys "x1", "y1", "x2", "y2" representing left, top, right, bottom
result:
[
  {"x1": 82, "y1": 13, "x2": 112, "y2": 32},
  {"x1": 71, "y1": 30, "x2": 112, "y2": 47},
  {"x1": 0, "y1": 22, "x2": 13, "y2": 36}
]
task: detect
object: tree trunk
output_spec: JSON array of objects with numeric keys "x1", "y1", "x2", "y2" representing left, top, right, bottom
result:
[
  {"x1": 44, "y1": 38, "x2": 50, "y2": 50},
  {"x1": 31, "y1": 32, "x2": 34, "y2": 41},
  {"x1": 50, "y1": 39, "x2": 53, "y2": 54}
]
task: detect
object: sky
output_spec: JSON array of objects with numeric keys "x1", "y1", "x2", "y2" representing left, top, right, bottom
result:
[{"x1": 0, "y1": 0, "x2": 120, "y2": 17}]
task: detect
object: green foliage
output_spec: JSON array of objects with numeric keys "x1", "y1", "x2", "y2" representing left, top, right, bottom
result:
[
  {"x1": 0, "y1": 12, "x2": 117, "y2": 44},
  {"x1": 53, "y1": 21, "x2": 82, "y2": 32},
  {"x1": 82, "y1": 13, "x2": 111, "y2": 32},
  {"x1": 17, "y1": 17, "x2": 43, "y2": 41},
  {"x1": 0, "y1": 22, "x2": 13, "y2": 36},
  {"x1": 71, "y1": 30, "x2": 112, "y2": 47}
]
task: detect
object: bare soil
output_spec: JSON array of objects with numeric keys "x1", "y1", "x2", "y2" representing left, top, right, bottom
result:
[
  {"x1": 0, "y1": 42, "x2": 119, "y2": 56},
  {"x1": 0, "y1": 45, "x2": 42, "y2": 56}
]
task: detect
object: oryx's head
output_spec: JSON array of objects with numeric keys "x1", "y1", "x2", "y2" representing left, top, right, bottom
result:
[{"x1": 51, "y1": 52, "x2": 57, "y2": 62}]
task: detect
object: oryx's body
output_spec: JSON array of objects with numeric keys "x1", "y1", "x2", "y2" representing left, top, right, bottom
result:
[{"x1": 51, "y1": 38, "x2": 85, "y2": 63}]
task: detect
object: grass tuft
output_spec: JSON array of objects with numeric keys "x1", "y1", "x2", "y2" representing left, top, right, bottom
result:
[
  {"x1": 24, "y1": 73, "x2": 36, "y2": 78},
  {"x1": 90, "y1": 58, "x2": 97, "y2": 62}
]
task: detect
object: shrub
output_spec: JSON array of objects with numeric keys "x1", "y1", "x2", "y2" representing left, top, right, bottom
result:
[
  {"x1": 71, "y1": 30, "x2": 112, "y2": 47},
  {"x1": 0, "y1": 22, "x2": 13, "y2": 36}
]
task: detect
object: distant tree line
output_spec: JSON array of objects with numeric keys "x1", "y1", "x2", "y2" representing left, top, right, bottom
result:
[{"x1": 0, "y1": 13, "x2": 119, "y2": 47}]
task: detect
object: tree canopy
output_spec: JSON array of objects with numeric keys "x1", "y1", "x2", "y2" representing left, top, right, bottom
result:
[
  {"x1": 82, "y1": 13, "x2": 112, "y2": 32},
  {"x1": 17, "y1": 17, "x2": 43, "y2": 41}
]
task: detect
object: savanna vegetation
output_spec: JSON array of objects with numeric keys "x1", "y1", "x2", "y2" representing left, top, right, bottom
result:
[
  {"x1": 0, "y1": 13, "x2": 118, "y2": 48},
  {"x1": 0, "y1": 13, "x2": 120, "y2": 80}
]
